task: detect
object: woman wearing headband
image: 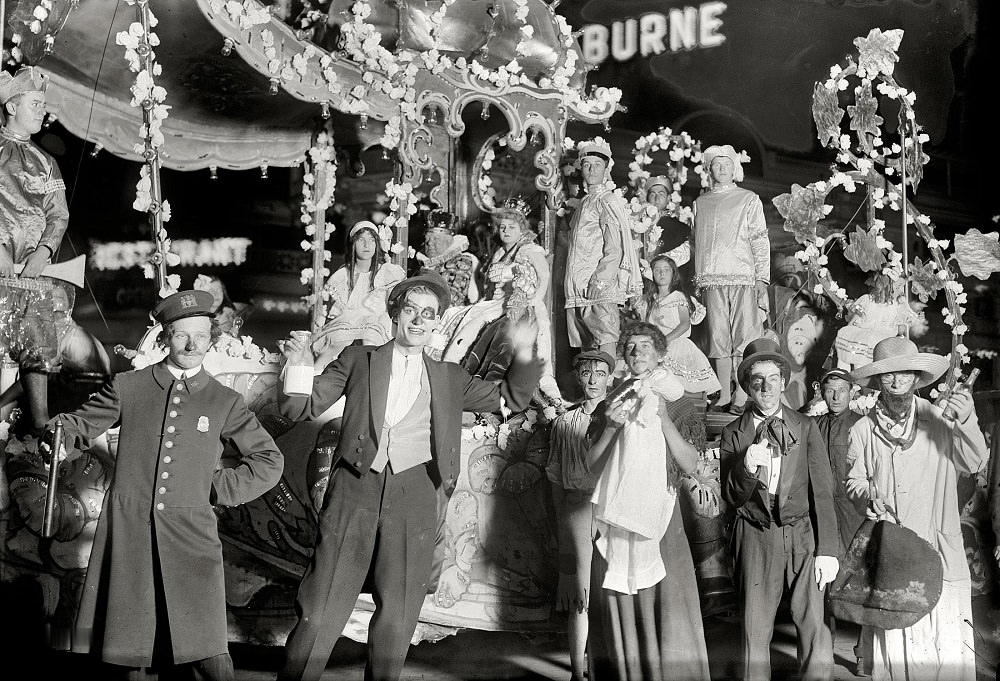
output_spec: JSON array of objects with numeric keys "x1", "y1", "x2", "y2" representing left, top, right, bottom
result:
[{"x1": 312, "y1": 220, "x2": 405, "y2": 369}]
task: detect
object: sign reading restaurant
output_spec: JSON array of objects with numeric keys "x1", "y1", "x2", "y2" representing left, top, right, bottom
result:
[{"x1": 579, "y1": 1, "x2": 727, "y2": 64}]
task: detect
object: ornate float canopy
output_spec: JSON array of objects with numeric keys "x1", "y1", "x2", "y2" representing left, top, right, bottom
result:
[
  {"x1": 5, "y1": 0, "x2": 620, "y2": 200},
  {"x1": 196, "y1": 0, "x2": 622, "y2": 207}
]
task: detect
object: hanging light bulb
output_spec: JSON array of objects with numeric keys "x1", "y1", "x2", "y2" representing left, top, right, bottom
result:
[
  {"x1": 320, "y1": 101, "x2": 331, "y2": 119},
  {"x1": 424, "y1": 106, "x2": 439, "y2": 125},
  {"x1": 359, "y1": 114, "x2": 368, "y2": 130},
  {"x1": 382, "y1": 148, "x2": 390, "y2": 161},
  {"x1": 209, "y1": 165, "x2": 219, "y2": 180},
  {"x1": 529, "y1": 129, "x2": 540, "y2": 146},
  {"x1": 221, "y1": 38, "x2": 235, "y2": 57},
  {"x1": 43, "y1": 34, "x2": 55, "y2": 56},
  {"x1": 481, "y1": 102, "x2": 490, "y2": 120},
  {"x1": 42, "y1": 112, "x2": 56, "y2": 129},
  {"x1": 90, "y1": 143, "x2": 103, "y2": 158},
  {"x1": 260, "y1": 161, "x2": 269, "y2": 179},
  {"x1": 268, "y1": 78, "x2": 280, "y2": 95}
]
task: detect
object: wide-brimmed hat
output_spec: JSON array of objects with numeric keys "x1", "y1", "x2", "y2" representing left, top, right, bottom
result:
[
  {"x1": 387, "y1": 269, "x2": 451, "y2": 314},
  {"x1": 849, "y1": 336, "x2": 948, "y2": 389},
  {"x1": 828, "y1": 519, "x2": 943, "y2": 630},
  {"x1": 703, "y1": 144, "x2": 745, "y2": 182},
  {"x1": 151, "y1": 290, "x2": 215, "y2": 325},
  {"x1": 737, "y1": 338, "x2": 790, "y2": 389}
]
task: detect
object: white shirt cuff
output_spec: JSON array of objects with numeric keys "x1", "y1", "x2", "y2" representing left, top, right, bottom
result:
[{"x1": 283, "y1": 364, "x2": 314, "y2": 396}]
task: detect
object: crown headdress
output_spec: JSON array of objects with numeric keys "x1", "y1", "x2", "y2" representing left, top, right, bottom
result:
[
  {"x1": 0, "y1": 67, "x2": 48, "y2": 106},
  {"x1": 426, "y1": 209, "x2": 460, "y2": 235},
  {"x1": 500, "y1": 196, "x2": 531, "y2": 217}
]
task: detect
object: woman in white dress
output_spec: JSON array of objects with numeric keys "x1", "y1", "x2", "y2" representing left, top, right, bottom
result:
[{"x1": 311, "y1": 220, "x2": 405, "y2": 369}]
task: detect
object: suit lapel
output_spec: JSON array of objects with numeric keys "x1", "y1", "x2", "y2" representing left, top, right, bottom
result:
[
  {"x1": 369, "y1": 342, "x2": 393, "y2": 431},
  {"x1": 423, "y1": 353, "x2": 448, "y2": 449}
]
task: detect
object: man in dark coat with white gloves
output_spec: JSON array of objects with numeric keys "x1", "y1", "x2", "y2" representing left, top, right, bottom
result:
[
  {"x1": 45, "y1": 290, "x2": 284, "y2": 680},
  {"x1": 276, "y1": 270, "x2": 541, "y2": 681}
]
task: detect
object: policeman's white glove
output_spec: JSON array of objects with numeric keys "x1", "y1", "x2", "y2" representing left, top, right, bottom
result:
[
  {"x1": 814, "y1": 555, "x2": 840, "y2": 590},
  {"x1": 744, "y1": 442, "x2": 771, "y2": 474}
]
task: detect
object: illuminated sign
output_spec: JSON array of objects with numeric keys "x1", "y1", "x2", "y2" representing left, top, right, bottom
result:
[{"x1": 580, "y1": 1, "x2": 727, "y2": 65}]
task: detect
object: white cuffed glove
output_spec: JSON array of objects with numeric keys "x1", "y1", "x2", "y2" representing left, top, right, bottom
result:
[
  {"x1": 814, "y1": 555, "x2": 840, "y2": 590},
  {"x1": 744, "y1": 442, "x2": 771, "y2": 474}
]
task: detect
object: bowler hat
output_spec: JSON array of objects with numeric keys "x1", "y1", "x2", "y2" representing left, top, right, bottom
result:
[
  {"x1": 388, "y1": 270, "x2": 451, "y2": 314},
  {"x1": 849, "y1": 335, "x2": 948, "y2": 389},
  {"x1": 737, "y1": 338, "x2": 790, "y2": 389},
  {"x1": 828, "y1": 519, "x2": 944, "y2": 629},
  {"x1": 151, "y1": 290, "x2": 215, "y2": 325}
]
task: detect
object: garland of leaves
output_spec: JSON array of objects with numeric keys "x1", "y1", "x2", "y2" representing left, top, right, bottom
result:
[{"x1": 772, "y1": 28, "x2": 996, "y2": 394}]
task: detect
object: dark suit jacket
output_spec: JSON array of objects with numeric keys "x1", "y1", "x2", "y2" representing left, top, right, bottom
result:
[
  {"x1": 720, "y1": 406, "x2": 839, "y2": 558},
  {"x1": 279, "y1": 341, "x2": 541, "y2": 491}
]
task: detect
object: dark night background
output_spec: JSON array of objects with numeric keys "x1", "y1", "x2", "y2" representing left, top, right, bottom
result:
[{"x1": 14, "y1": 0, "x2": 1000, "y2": 372}]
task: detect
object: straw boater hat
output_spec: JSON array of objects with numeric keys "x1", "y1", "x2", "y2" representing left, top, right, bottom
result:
[
  {"x1": 849, "y1": 336, "x2": 949, "y2": 389},
  {"x1": 702, "y1": 144, "x2": 745, "y2": 182}
]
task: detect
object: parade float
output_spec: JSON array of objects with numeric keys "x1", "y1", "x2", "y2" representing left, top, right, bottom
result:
[{"x1": 0, "y1": 0, "x2": 636, "y2": 647}]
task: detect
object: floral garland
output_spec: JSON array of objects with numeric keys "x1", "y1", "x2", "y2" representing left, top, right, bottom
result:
[
  {"x1": 115, "y1": 0, "x2": 179, "y2": 295},
  {"x1": 477, "y1": 145, "x2": 498, "y2": 210},
  {"x1": 89, "y1": 237, "x2": 252, "y2": 271},
  {"x1": 463, "y1": 403, "x2": 556, "y2": 450},
  {"x1": 378, "y1": 178, "x2": 414, "y2": 259},
  {"x1": 774, "y1": 29, "x2": 976, "y2": 393},
  {"x1": 298, "y1": 128, "x2": 338, "y2": 303},
  {"x1": 625, "y1": 127, "x2": 704, "y2": 253}
]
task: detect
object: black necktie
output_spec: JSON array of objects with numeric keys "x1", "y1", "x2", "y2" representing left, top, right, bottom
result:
[{"x1": 754, "y1": 412, "x2": 798, "y2": 456}]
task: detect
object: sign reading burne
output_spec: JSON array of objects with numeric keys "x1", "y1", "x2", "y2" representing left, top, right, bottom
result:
[{"x1": 581, "y1": 1, "x2": 727, "y2": 64}]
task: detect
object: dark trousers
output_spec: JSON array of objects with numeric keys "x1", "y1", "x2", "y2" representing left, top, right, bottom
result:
[
  {"x1": 279, "y1": 463, "x2": 438, "y2": 681},
  {"x1": 106, "y1": 654, "x2": 234, "y2": 681},
  {"x1": 732, "y1": 516, "x2": 832, "y2": 681}
]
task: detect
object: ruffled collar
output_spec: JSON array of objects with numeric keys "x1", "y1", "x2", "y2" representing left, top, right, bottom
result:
[{"x1": 424, "y1": 235, "x2": 470, "y2": 268}]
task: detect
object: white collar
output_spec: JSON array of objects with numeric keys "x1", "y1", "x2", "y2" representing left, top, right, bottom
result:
[{"x1": 166, "y1": 362, "x2": 201, "y2": 379}]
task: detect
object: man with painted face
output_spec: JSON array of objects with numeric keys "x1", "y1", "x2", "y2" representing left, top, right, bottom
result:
[
  {"x1": 44, "y1": 290, "x2": 284, "y2": 681},
  {"x1": 0, "y1": 66, "x2": 71, "y2": 434},
  {"x1": 276, "y1": 270, "x2": 541, "y2": 681},
  {"x1": 693, "y1": 145, "x2": 770, "y2": 414},
  {"x1": 564, "y1": 137, "x2": 642, "y2": 357},
  {"x1": 721, "y1": 337, "x2": 839, "y2": 681},
  {"x1": 545, "y1": 349, "x2": 614, "y2": 681},
  {"x1": 846, "y1": 336, "x2": 986, "y2": 681}
]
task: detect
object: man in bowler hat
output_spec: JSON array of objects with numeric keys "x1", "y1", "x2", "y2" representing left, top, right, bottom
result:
[
  {"x1": 45, "y1": 290, "x2": 284, "y2": 680},
  {"x1": 721, "y1": 337, "x2": 839, "y2": 681},
  {"x1": 846, "y1": 336, "x2": 986, "y2": 681},
  {"x1": 276, "y1": 270, "x2": 541, "y2": 681}
]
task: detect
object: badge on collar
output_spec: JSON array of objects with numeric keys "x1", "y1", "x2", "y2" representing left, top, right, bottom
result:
[{"x1": 198, "y1": 416, "x2": 210, "y2": 432}]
